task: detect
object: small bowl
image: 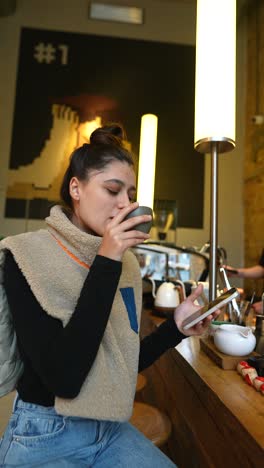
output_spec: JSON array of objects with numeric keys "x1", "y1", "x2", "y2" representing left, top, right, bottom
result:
[{"x1": 124, "y1": 206, "x2": 153, "y2": 233}]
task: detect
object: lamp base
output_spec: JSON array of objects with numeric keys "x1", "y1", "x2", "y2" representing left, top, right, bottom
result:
[{"x1": 195, "y1": 137, "x2": 235, "y2": 154}]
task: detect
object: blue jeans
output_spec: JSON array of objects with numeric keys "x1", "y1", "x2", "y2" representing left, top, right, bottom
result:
[{"x1": 0, "y1": 395, "x2": 176, "y2": 467}]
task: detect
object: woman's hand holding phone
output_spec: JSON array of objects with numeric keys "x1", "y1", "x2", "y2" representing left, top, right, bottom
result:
[
  {"x1": 174, "y1": 284, "x2": 221, "y2": 336},
  {"x1": 176, "y1": 286, "x2": 239, "y2": 336}
]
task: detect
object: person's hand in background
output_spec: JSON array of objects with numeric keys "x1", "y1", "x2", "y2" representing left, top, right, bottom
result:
[
  {"x1": 222, "y1": 265, "x2": 239, "y2": 277},
  {"x1": 252, "y1": 301, "x2": 263, "y2": 314}
]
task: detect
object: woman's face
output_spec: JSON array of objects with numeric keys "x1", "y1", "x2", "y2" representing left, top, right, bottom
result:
[{"x1": 69, "y1": 160, "x2": 136, "y2": 236}]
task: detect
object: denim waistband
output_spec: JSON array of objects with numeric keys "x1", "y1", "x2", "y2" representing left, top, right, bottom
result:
[{"x1": 13, "y1": 394, "x2": 56, "y2": 414}]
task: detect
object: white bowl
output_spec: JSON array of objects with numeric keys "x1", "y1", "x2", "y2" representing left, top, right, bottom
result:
[{"x1": 214, "y1": 324, "x2": 256, "y2": 356}]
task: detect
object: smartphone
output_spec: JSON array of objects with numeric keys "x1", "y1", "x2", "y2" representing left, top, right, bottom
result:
[{"x1": 182, "y1": 287, "x2": 239, "y2": 330}]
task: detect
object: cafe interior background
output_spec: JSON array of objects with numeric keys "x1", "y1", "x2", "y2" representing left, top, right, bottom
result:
[
  {"x1": 0, "y1": 0, "x2": 263, "y2": 299},
  {"x1": 1, "y1": 1, "x2": 264, "y2": 465}
]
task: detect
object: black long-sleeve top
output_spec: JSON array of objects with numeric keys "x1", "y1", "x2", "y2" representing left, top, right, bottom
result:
[
  {"x1": 259, "y1": 249, "x2": 264, "y2": 267},
  {"x1": 3, "y1": 251, "x2": 186, "y2": 407}
]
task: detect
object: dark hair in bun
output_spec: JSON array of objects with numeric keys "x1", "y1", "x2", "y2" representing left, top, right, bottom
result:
[
  {"x1": 90, "y1": 123, "x2": 126, "y2": 145},
  {"x1": 60, "y1": 123, "x2": 134, "y2": 208}
]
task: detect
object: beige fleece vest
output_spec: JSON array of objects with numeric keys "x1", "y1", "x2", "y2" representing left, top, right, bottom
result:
[{"x1": 0, "y1": 206, "x2": 142, "y2": 421}]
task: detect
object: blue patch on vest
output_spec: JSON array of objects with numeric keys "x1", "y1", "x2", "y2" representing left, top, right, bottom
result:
[{"x1": 120, "y1": 287, "x2": 138, "y2": 334}]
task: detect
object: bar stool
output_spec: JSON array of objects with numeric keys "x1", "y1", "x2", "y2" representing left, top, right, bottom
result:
[
  {"x1": 130, "y1": 401, "x2": 172, "y2": 448},
  {"x1": 135, "y1": 373, "x2": 147, "y2": 399},
  {"x1": 131, "y1": 373, "x2": 172, "y2": 448}
]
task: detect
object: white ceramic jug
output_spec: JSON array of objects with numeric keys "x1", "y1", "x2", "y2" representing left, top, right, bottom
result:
[{"x1": 214, "y1": 324, "x2": 256, "y2": 356}]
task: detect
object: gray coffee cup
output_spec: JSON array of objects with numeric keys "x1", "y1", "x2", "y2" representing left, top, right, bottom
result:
[{"x1": 124, "y1": 206, "x2": 153, "y2": 233}]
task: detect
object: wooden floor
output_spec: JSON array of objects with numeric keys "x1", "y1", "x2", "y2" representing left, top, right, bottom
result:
[{"x1": 0, "y1": 392, "x2": 15, "y2": 437}]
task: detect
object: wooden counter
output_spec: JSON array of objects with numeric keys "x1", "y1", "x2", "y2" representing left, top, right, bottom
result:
[{"x1": 140, "y1": 310, "x2": 264, "y2": 467}]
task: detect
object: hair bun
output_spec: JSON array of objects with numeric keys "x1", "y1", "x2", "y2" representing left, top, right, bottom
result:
[{"x1": 90, "y1": 123, "x2": 126, "y2": 147}]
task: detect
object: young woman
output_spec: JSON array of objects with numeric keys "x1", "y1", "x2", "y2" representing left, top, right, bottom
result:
[{"x1": 0, "y1": 124, "x2": 218, "y2": 467}]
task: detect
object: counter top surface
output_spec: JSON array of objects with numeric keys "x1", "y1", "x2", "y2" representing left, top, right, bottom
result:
[
  {"x1": 142, "y1": 309, "x2": 264, "y2": 466},
  {"x1": 174, "y1": 335, "x2": 264, "y2": 448}
]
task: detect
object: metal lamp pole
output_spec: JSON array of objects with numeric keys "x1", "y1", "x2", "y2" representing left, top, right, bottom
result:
[{"x1": 194, "y1": 0, "x2": 237, "y2": 301}]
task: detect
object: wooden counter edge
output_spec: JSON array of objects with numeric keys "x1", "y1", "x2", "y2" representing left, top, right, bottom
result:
[{"x1": 170, "y1": 335, "x2": 264, "y2": 451}]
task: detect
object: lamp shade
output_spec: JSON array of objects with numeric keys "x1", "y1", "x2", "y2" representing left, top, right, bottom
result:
[
  {"x1": 194, "y1": 0, "x2": 236, "y2": 153},
  {"x1": 137, "y1": 114, "x2": 158, "y2": 209}
]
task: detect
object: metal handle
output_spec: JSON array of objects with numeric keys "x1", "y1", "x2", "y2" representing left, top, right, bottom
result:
[{"x1": 219, "y1": 267, "x2": 240, "y2": 320}]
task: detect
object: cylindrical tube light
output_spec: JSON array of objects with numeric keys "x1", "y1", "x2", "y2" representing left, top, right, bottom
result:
[
  {"x1": 137, "y1": 114, "x2": 158, "y2": 209},
  {"x1": 194, "y1": 0, "x2": 236, "y2": 153}
]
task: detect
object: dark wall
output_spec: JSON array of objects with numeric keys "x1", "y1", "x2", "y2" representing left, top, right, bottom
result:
[{"x1": 7, "y1": 27, "x2": 204, "y2": 228}]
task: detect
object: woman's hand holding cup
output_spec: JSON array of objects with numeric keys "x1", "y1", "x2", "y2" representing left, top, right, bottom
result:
[{"x1": 98, "y1": 202, "x2": 152, "y2": 261}]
